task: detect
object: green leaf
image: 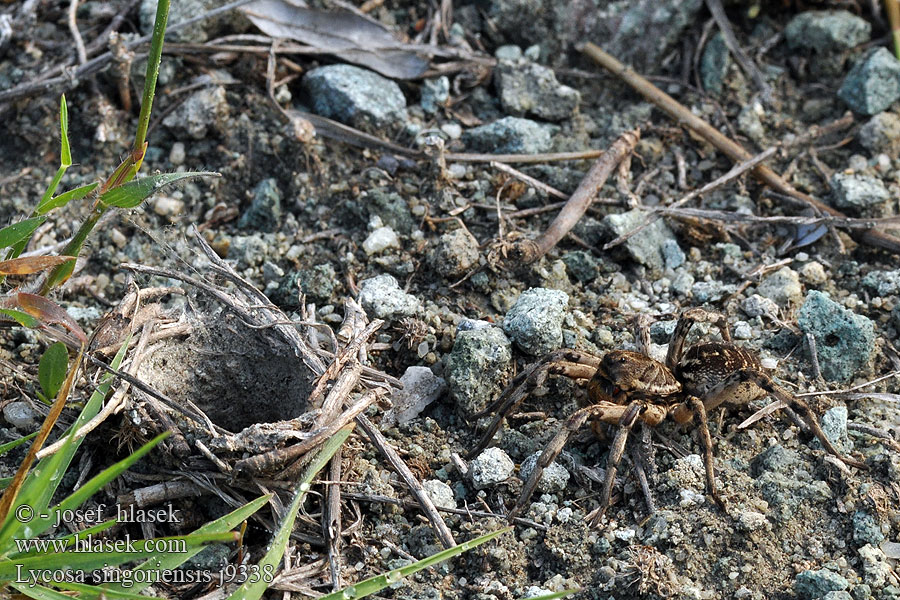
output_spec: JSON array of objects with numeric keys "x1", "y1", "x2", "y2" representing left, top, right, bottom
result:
[
  {"x1": 10, "y1": 583, "x2": 73, "y2": 600},
  {"x1": 38, "y1": 342, "x2": 68, "y2": 400},
  {"x1": 60, "y1": 95, "x2": 71, "y2": 167},
  {"x1": 227, "y1": 426, "x2": 354, "y2": 600},
  {"x1": 36, "y1": 181, "x2": 99, "y2": 215},
  {"x1": 318, "y1": 527, "x2": 513, "y2": 600},
  {"x1": 13, "y1": 581, "x2": 147, "y2": 600},
  {"x1": 0, "y1": 432, "x2": 38, "y2": 456},
  {"x1": 0, "y1": 309, "x2": 41, "y2": 328},
  {"x1": 99, "y1": 171, "x2": 220, "y2": 209},
  {"x1": 0, "y1": 217, "x2": 46, "y2": 248}
]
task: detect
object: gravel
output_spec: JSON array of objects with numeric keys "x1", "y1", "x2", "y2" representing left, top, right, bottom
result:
[
  {"x1": 797, "y1": 291, "x2": 876, "y2": 382},
  {"x1": 502, "y1": 288, "x2": 569, "y2": 355},
  {"x1": 302, "y1": 64, "x2": 408, "y2": 130},
  {"x1": 519, "y1": 451, "x2": 570, "y2": 493},
  {"x1": 445, "y1": 323, "x2": 512, "y2": 415},
  {"x1": 357, "y1": 274, "x2": 421, "y2": 320},
  {"x1": 838, "y1": 47, "x2": 900, "y2": 115},
  {"x1": 469, "y1": 447, "x2": 515, "y2": 489},
  {"x1": 462, "y1": 116, "x2": 558, "y2": 154}
]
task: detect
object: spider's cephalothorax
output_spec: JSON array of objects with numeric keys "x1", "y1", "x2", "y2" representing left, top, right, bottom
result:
[{"x1": 468, "y1": 308, "x2": 869, "y2": 527}]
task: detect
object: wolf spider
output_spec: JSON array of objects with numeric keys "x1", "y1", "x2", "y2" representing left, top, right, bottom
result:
[{"x1": 468, "y1": 308, "x2": 867, "y2": 526}]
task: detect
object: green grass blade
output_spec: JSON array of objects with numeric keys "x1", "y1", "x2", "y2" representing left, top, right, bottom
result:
[
  {"x1": 103, "y1": 493, "x2": 272, "y2": 594},
  {"x1": 227, "y1": 425, "x2": 354, "y2": 600},
  {"x1": 36, "y1": 181, "x2": 99, "y2": 215},
  {"x1": 99, "y1": 172, "x2": 220, "y2": 209},
  {"x1": 318, "y1": 526, "x2": 513, "y2": 600},
  {"x1": 9, "y1": 519, "x2": 118, "y2": 559},
  {"x1": 524, "y1": 590, "x2": 581, "y2": 600},
  {"x1": 0, "y1": 217, "x2": 46, "y2": 248},
  {"x1": 38, "y1": 342, "x2": 68, "y2": 400},
  {"x1": 0, "y1": 432, "x2": 38, "y2": 456},
  {"x1": 59, "y1": 95, "x2": 71, "y2": 167},
  {"x1": 133, "y1": 0, "x2": 169, "y2": 153},
  {"x1": 10, "y1": 583, "x2": 73, "y2": 600},
  {"x1": 0, "y1": 309, "x2": 40, "y2": 328},
  {"x1": 21, "y1": 581, "x2": 148, "y2": 599}
]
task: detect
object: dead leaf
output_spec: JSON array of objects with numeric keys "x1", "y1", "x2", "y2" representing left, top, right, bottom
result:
[
  {"x1": 11, "y1": 292, "x2": 88, "y2": 345},
  {"x1": 0, "y1": 255, "x2": 75, "y2": 275},
  {"x1": 241, "y1": 0, "x2": 429, "y2": 79}
]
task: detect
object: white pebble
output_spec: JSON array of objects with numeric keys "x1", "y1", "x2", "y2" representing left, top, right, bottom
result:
[{"x1": 362, "y1": 227, "x2": 400, "y2": 255}]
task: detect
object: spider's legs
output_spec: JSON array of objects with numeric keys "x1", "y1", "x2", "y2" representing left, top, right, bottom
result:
[
  {"x1": 665, "y1": 308, "x2": 732, "y2": 371},
  {"x1": 732, "y1": 368, "x2": 868, "y2": 470},
  {"x1": 587, "y1": 400, "x2": 644, "y2": 527},
  {"x1": 468, "y1": 350, "x2": 601, "y2": 459},
  {"x1": 688, "y1": 396, "x2": 726, "y2": 510}
]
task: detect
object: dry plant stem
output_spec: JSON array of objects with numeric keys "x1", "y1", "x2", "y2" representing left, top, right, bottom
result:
[
  {"x1": 604, "y1": 145, "x2": 778, "y2": 250},
  {"x1": 847, "y1": 423, "x2": 900, "y2": 452},
  {"x1": 236, "y1": 389, "x2": 384, "y2": 476},
  {"x1": 511, "y1": 129, "x2": 640, "y2": 264},
  {"x1": 581, "y1": 42, "x2": 900, "y2": 255},
  {"x1": 117, "y1": 480, "x2": 205, "y2": 507},
  {"x1": 308, "y1": 322, "x2": 382, "y2": 407},
  {"x1": 704, "y1": 0, "x2": 771, "y2": 99},
  {"x1": 314, "y1": 360, "x2": 362, "y2": 426},
  {"x1": 491, "y1": 161, "x2": 568, "y2": 200},
  {"x1": 355, "y1": 414, "x2": 457, "y2": 548},
  {"x1": 68, "y1": 0, "x2": 88, "y2": 65}
]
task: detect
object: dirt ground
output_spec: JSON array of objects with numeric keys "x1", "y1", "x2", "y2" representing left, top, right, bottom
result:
[{"x1": 1, "y1": 0, "x2": 900, "y2": 599}]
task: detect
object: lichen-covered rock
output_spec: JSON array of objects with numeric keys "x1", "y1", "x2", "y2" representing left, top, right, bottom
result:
[
  {"x1": 784, "y1": 10, "x2": 871, "y2": 53},
  {"x1": 495, "y1": 59, "x2": 580, "y2": 121},
  {"x1": 446, "y1": 323, "x2": 512, "y2": 415},
  {"x1": 858, "y1": 112, "x2": 900, "y2": 157},
  {"x1": 503, "y1": 288, "x2": 569, "y2": 355},
  {"x1": 238, "y1": 178, "x2": 281, "y2": 232},
  {"x1": 795, "y1": 569, "x2": 849, "y2": 600},
  {"x1": 756, "y1": 266, "x2": 803, "y2": 308},
  {"x1": 429, "y1": 228, "x2": 480, "y2": 279},
  {"x1": 470, "y1": 447, "x2": 515, "y2": 489},
  {"x1": 162, "y1": 85, "x2": 229, "y2": 139},
  {"x1": 358, "y1": 274, "x2": 420, "y2": 320},
  {"x1": 519, "y1": 451, "x2": 570, "y2": 493},
  {"x1": 830, "y1": 173, "x2": 892, "y2": 216},
  {"x1": 798, "y1": 291, "x2": 875, "y2": 382},
  {"x1": 603, "y1": 209, "x2": 680, "y2": 274},
  {"x1": 422, "y1": 479, "x2": 456, "y2": 509}
]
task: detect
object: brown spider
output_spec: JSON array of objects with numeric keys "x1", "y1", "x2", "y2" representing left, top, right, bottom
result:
[{"x1": 468, "y1": 308, "x2": 867, "y2": 526}]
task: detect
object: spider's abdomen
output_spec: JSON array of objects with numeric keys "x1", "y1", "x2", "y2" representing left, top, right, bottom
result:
[
  {"x1": 676, "y1": 342, "x2": 765, "y2": 400},
  {"x1": 588, "y1": 350, "x2": 681, "y2": 403}
]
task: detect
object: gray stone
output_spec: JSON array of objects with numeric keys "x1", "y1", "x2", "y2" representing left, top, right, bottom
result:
[
  {"x1": 824, "y1": 593, "x2": 853, "y2": 600},
  {"x1": 851, "y1": 584, "x2": 872, "y2": 600},
  {"x1": 366, "y1": 189, "x2": 415, "y2": 235},
  {"x1": 858, "y1": 544, "x2": 893, "y2": 587},
  {"x1": 3, "y1": 401, "x2": 38, "y2": 429},
  {"x1": 785, "y1": 10, "x2": 871, "y2": 53},
  {"x1": 229, "y1": 235, "x2": 268, "y2": 269},
  {"x1": 701, "y1": 32, "x2": 731, "y2": 96},
  {"x1": 561, "y1": 251, "x2": 599, "y2": 283},
  {"x1": 853, "y1": 510, "x2": 885, "y2": 546},
  {"x1": 858, "y1": 112, "x2": 900, "y2": 156},
  {"x1": 662, "y1": 238, "x2": 686, "y2": 269},
  {"x1": 362, "y1": 227, "x2": 400, "y2": 255},
  {"x1": 469, "y1": 447, "x2": 515, "y2": 489},
  {"x1": 383, "y1": 367, "x2": 447, "y2": 428},
  {"x1": 861, "y1": 270, "x2": 900, "y2": 296},
  {"x1": 603, "y1": 209, "x2": 680, "y2": 274},
  {"x1": 462, "y1": 117, "x2": 558, "y2": 154},
  {"x1": 495, "y1": 60, "x2": 581, "y2": 122},
  {"x1": 421, "y1": 76, "x2": 449, "y2": 113},
  {"x1": 751, "y1": 444, "x2": 801, "y2": 476},
  {"x1": 358, "y1": 274, "x2": 420, "y2": 320},
  {"x1": 820, "y1": 405, "x2": 852, "y2": 452},
  {"x1": 162, "y1": 85, "x2": 229, "y2": 139},
  {"x1": 494, "y1": 45, "x2": 523, "y2": 61},
  {"x1": 742, "y1": 294, "x2": 779, "y2": 318},
  {"x1": 692, "y1": 280, "x2": 735, "y2": 304},
  {"x1": 428, "y1": 228, "x2": 480, "y2": 279},
  {"x1": 299, "y1": 263, "x2": 337, "y2": 302},
  {"x1": 831, "y1": 173, "x2": 892, "y2": 215},
  {"x1": 302, "y1": 64, "x2": 408, "y2": 130},
  {"x1": 519, "y1": 451, "x2": 570, "y2": 493},
  {"x1": 238, "y1": 178, "x2": 281, "y2": 232},
  {"x1": 737, "y1": 102, "x2": 767, "y2": 145},
  {"x1": 446, "y1": 325, "x2": 512, "y2": 415},
  {"x1": 422, "y1": 479, "x2": 456, "y2": 509},
  {"x1": 795, "y1": 569, "x2": 850, "y2": 600},
  {"x1": 756, "y1": 266, "x2": 803, "y2": 308},
  {"x1": 838, "y1": 48, "x2": 900, "y2": 116},
  {"x1": 798, "y1": 291, "x2": 876, "y2": 382},
  {"x1": 502, "y1": 288, "x2": 569, "y2": 355}
]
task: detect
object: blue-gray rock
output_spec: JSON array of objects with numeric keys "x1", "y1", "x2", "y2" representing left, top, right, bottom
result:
[
  {"x1": 784, "y1": 10, "x2": 871, "y2": 53},
  {"x1": 238, "y1": 178, "x2": 282, "y2": 232},
  {"x1": 446, "y1": 325, "x2": 512, "y2": 415},
  {"x1": 798, "y1": 291, "x2": 876, "y2": 382},
  {"x1": 830, "y1": 173, "x2": 892, "y2": 215},
  {"x1": 838, "y1": 48, "x2": 900, "y2": 116},
  {"x1": 503, "y1": 288, "x2": 569, "y2": 355},
  {"x1": 469, "y1": 447, "x2": 515, "y2": 489},
  {"x1": 751, "y1": 444, "x2": 801, "y2": 476},
  {"x1": 858, "y1": 112, "x2": 900, "y2": 156},
  {"x1": 853, "y1": 510, "x2": 885, "y2": 546},
  {"x1": 357, "y1": 274, "x2": 420, "y2": 320},
  {"x1": 820, "y1": 405, "x2": 852, "y2": 452},
  {"x1": 494, "y1": 45, "x2": 523, "y2": 61},
  {"x1": 422, "y1": 479, "x2": 456, "y2": 509},
  {"x1": 421, "y1": 76, "x2": 449, "y2": 113},
  {"x1": 462, "y1": 117, "x2": 558, "y2": 154},
  {"x1": 662, "y1": 239, "x2": 686, "y2": 269},
  {"x1": 519, "y1": 451, "x2": 570, "y2": 493},
  {"x1": 302, "y1": 64, "x2": 408, "y2": 130},
  {"x1": 162, "y1": 85, "x2": 229, "y2": 139},
  {"x1": 383, "y1": 367, "x2": 447, "y2": 428},
  {"x1": 858, "y1": 544, "x2": 894, "y2": 587},
  {"x1": 851, "y1": 586, "x2": 872, "y2": 600},
  {"x1": 495, "y1": 60, "x2": 581, "y2": 122},
  {"x1": 861, "y1": 270, "x2": 900, "y2": 296},
  {"x1": 561, "y1": 251, "x2": 599, "y2": 283},
  {"x1": 742, "y1": 294, "x2": 779, "y2": 318},
  {"x1": 3, "y1": 402, "x2": 38, "y2": 429},
  {"x1": 691, "y1": 280, "x2": 736, "y2": 304},
  {"x1": 701, "y1": 32, "x2": 731, "y2": 96},
  {"x1": 795, "y1": 569, "x2": 850, "y2": 600},
  {"x1": 604, "y1": 209, "x2": 680, "y2": 274},
  {"x1": 824, "y1": 593, "x2": 853, "y2": 600},
  {"x1": 229, "y1": 235, "x2": 268, "y2": 269}
]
